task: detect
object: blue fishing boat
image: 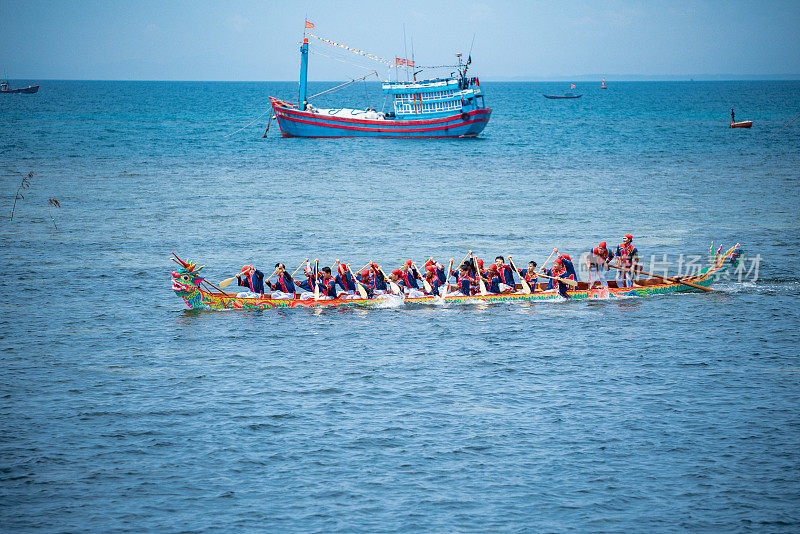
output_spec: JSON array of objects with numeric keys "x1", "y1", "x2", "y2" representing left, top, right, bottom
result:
[{"x1": 270, "y1": 35, "x2": 491, "y2": 138}]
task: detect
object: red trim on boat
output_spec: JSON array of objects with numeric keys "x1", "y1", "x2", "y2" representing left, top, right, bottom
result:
[
  {"x1": 277, "y1": 114, "x2": 490, "y2": 133},
  {"x1": 271, "y1": 100, "x2": 492, "y2": 126}
]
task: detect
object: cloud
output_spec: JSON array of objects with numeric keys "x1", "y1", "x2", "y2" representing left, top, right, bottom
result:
[{"x1": 225, "y1": 14, "x2": 249, "y2": 32}]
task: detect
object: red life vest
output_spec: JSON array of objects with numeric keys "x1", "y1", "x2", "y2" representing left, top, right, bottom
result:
[{"x1": 618, "y1": 243, "x2": 635, "y2": 267}]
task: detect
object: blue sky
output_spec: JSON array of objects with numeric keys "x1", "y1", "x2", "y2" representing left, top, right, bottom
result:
[{"x1": 1, "y1": 0, "x2": 799, "y2": 81}]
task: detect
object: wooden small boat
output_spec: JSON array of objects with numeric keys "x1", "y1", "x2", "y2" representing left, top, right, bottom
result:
[
  {"x1": 730, "y1": 121, "x2": 753, "y2": 129},
  {"x1": 0, "y1": 79, "x2": 39, "y2": 94},
  {"x1": 171, "y1": 245, "x2": 742, "y2": 311},
  {"x1": 543, "y1": 94, "x2": 582, "y2": 99}
]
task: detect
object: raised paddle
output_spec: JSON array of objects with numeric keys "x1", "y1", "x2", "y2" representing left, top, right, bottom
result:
[
  {"x1": 344, "y1": 262, "x2": 369, "y2": 299},
  {"x1": 373, "y1": 263, "x2": 402, "y2": 294},
  {"x1": 220, "y1": 265, "x2": 277, "y2": 290},
  {"x1": 470, "y1": 251, "x2": 488, "y2": 295},
  {"x1": 413, "y1": 261, "x2": 433, "y2": 293},
  {"x1": 507, "y1": 255, "x2": 531, "y2": 294},
  {"x1": 313, "y1": 259, "x2": 320, "y2": 300},
  {"x1": 439, "y1": 258, "x2": 454, "y2": 300},
  {"x1": 607, "y1": 264, "x2": 714, "y2": 292},
  {"x1": 540, "y1": 248, "x2": 557, "y2": 271}
]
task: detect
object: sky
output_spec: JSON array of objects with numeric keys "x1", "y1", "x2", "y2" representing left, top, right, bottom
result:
[{"x1": 1, "y1": 0, "x2": 799, "y2": 81}]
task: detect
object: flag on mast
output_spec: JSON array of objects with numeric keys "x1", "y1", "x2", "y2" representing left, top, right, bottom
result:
[{"x1": 305, "y1": 20, "x2": 315, "y2": 29}]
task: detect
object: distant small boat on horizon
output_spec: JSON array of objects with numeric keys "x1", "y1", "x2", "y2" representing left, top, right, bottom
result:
[
  {"x1": 601, "y1": 77, "x2": 607, "y2": 89},
  {"x1": 544, "y1": 83, "x2": 582, "y2": 99},
  {"x1": 0, "y1": 77, "x2": 39, "y2": 94}
]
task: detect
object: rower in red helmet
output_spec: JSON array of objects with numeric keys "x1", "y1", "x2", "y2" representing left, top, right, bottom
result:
[
  {"x1": 587, "y1": 242, "x2": 614, "y2": 289},
  {"x1": 614, "y1": 234, "x2": 639, "y2": 287}
]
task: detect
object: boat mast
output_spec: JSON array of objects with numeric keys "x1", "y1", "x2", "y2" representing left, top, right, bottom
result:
[{"x1": 299, "y1": 37, "x2": 309, "y2": 110}]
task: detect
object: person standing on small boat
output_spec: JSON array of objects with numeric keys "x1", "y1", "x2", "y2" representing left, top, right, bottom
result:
[
  {"x1": 587, "y1": 242, "x2": 614, "y2": 289},
  {"x1": 237, "y1": 265, "x2": 265, "y2": 298},
  {"x1": 615, "y1": 234, "x2": 640, "y2": 287},
  {"x1": 730, "y1": 108, "x2": 735, "y2": 124},
  {"x1": 266, "y1": 263, "x2": 296, "y2": 299}
]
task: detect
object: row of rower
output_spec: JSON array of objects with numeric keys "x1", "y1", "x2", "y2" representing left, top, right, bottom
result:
[{"x1": 231, "y1": 236, "x2": 640, "y2": 300}]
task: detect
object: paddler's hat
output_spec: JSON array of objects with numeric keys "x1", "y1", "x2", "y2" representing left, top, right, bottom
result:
[
  {"x1": 391, "y1": 269, "x2": 402, "y2": 277},
  {"x1": 598, "y1": 241, "x2": 607, "y2": 248},
  {"x1": 241, "y1": 265, "x2": 254, "y2": 274},
  {"x1": 360, "y1": 269, "x2": 369, "y2": 278},
  {"x1": 477, "y1": 259, "x2": 484, "y2": 268},
  {"x1": 338, "y1": 263, "x2": 347, "y2": 275},
  {"x1": 424, "y1": 259, "x2": 435, "y2": 269},
  {"x1": 425, "y1": 265, "x2": 437, "y2": 275},
  {"x1": 403, "y1": 260, "x2": 413, "y2": 267},
  {"x1": 624, "y1": 234, "x2": 633, "y2": 241}
]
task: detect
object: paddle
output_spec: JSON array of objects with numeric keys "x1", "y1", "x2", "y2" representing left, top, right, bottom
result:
[
  {"x1": 414, "y1": 261, "x2": 433, "y2": 293},
  {"x1": 439, "y1": 258, "x2": 454, "y2": 300},
  {"x1": 537, "y1": 270, "x2": 579, "y2": 287},
  {"x1": 373, "y1": 263, "x2": 402, "y2": 294},
  {"x1": 470, "y1": 251, "x2": 488, "y2": 295},
  {"x1": 607, "y1": 264, "x2": 714, "y2": 292},
  {"x1": 507, "y1": 255, "x2": 531, "y2": 294},
  {"x1": 313, "y1": 259, "x2": 320, "y2": 300},
  {"x1": 540, "y1": 248, "x2": 557, "y2": 272},
  {"x1": 344, "y1": 262, "x2": 369, "y2": 299}
]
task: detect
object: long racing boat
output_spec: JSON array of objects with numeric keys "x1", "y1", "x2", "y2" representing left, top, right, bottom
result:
[{"x1": 171, "y1": 245, "x2": 742, "y2": 311}]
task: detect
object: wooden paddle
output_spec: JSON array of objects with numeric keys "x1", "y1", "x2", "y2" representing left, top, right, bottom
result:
[
  {"x1": 537, "y1": 270, "x2": 579, "y2": 287},
  {"x1": 540, "y1": 248, "x2": 557, "y2": 271},
  {"x1": 313, "y1": 259, "x2": 320, "y2": 300},
  {"x1": 608, "y1": 264, "x2": 714, "y2": 292},
  {"x1": 414, "y1": 261, "x2": 433, "y2": 293},
  {"x1": 220, "y1": 266, "x2": 276, "y2": 290},
  {"x1": 470, "y1": 251, "x2": 488, "y2": 295},
  {"x1": 439, "y1": 258, "x2": 454, "y2": 300},
  {"x1": 507, "y1": 255, "x2": 531, "y2": 294},
  {"x1": 344, "y1": 263, "x2": 369, "y2": 299},
  {"x1": 373, "y1": 263, "x2": 402, "y2": 294}
]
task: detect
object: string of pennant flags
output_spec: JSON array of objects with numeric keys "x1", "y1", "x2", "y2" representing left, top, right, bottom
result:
[{"x1": 305, "y1": 24, "x2": 449, "y2": 70}]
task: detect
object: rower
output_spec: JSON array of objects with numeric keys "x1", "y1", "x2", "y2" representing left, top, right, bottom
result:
[
  {"x1": 236, "y1": 264, "x2": 265, "y2": 298},
  {"x1": 449, "y1": 263, "x2": 474, "y2": 296},
  {"x1": 356, "y1": 268, "x2": 376, "y2": 298},
  {"x1": 399, "y1": 260, "x2": 421, "y2": 290},
  {"x1": 494, "y1": 256, "x2": 516, "y2": 288},
  {"x1": 586, "y1": 242, "x2": 614, "y2": 289},
  {"x1": 485, "y1": 265, "x2": 503, "y2": 294},
  {"x1": 614, "y1": 234, "x2": 639, "y2": 287},
  {"x1": 389, "y1": 269, "x2": 405, "y2": 295},
  {"x1": 296, "y1": 260, "x2": 318, "y2": 293},
  {"x1": 266, "y1": 262, "x2": 296, "y2": 299},
  {"x1": 335, "y1": 263, "x2": 358, "y2": 297},
  {"x1": 315, "y1": 267, "x2": 338, "y2": 299},
  {"x1": 545, "y1": 258, "x2": 575, "y2": 299},
  {"x1": 423, "y1": 265, "x2": 443, "y2": 296},
  {"x1": 519, "y1": 260, "x2": 538, "y2": 290},
  {"x1": 425, "y1": 259, "x2": 447, "y2": 284},
  {"x1": 369, "y1": 263, "x2": 389, "y2": 293}
]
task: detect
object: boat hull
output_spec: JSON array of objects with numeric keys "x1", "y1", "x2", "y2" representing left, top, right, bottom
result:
[
  {"x1": 731, "y1": 121, "x2": 753, "y2": 128},
  {"x1": 172, "y1": 245, "x2": 741, "y2": 311},
  {"x1": 543, "y1": 94, "x2": 582, "y2": 99},
  {"x1": 1, "y1": 84, "x2": 39, "y2": 94},
  {"x1": 270, "y1": 97, "x2": 492, "y2": 138}
]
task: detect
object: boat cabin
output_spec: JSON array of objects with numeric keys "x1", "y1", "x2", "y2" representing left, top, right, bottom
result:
[{"x1": 381, "y1": 76, "x2": 486, "y2": 119}]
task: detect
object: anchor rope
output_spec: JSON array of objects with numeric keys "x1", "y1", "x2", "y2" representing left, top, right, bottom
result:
[{"x1": 224, "y1": 107, "x2": 274, "y2": 137}]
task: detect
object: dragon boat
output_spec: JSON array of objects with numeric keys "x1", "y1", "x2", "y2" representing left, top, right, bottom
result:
[{"x1": 171, "y1": 245, "x2": 742, "y2": 311}]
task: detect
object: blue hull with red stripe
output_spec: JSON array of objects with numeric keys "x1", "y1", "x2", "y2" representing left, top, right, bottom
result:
[{"x1": 270, "y1": 97, "x2": 492, "y2": 138}]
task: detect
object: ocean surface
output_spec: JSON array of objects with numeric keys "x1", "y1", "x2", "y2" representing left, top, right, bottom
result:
[{"x1": 1, "y1": 79, "x2": 799, "y2": 532}]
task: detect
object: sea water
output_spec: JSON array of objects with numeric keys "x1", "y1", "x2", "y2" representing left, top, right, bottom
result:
[{"x1": 1, "y1": 80, "x2": 799, "y2": 531}]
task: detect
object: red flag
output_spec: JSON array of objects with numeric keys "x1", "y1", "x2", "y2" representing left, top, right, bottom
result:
[
  {"x1": 395, "y1": 57, "x2": 406, "y2": 66},
  {"x1": 305, "y1": 21, "x2": 315, "y2": 29},
  {"x1": 406, "y1": 60, "x2": 415, "y2": 67},
  {"x1": 570, "y1": 84, "x2": 576, "y2": 89}
]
